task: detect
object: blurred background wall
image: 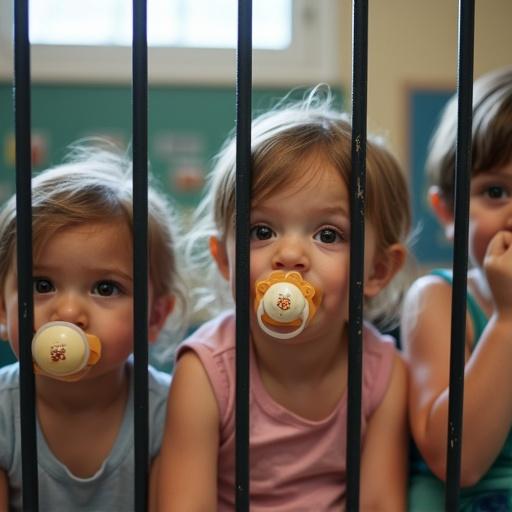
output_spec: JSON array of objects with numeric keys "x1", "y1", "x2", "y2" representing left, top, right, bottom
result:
[
  {"x1": 0, "y1": 0, "x2": 510, "y2": 365},
  {"x1": 0, "y1": 0, "x2": 511, "y2": 267}
]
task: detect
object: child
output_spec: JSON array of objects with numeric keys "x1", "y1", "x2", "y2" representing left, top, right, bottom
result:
[
  {"x1": 402, "y1": 66, "x2": 512, "y2": 510},
  {"x1": 0, "y1": 143, "x2": 184, "y2": 511},
  {"x1": 157, "y1": 92, "x2": 411, "y2": 510}
]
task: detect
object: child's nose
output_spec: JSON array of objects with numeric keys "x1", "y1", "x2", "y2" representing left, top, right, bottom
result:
[
  {"x1": 271, "y1": 237, "x2": 309, "y2": 273},
  {"x1": 50, "y1": 293, "x2": 88, "y2": 330}
]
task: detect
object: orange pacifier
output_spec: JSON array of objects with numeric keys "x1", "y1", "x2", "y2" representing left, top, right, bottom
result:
[
  {"x1": 32, "y1": 321, "x2": 102, "y2": 382},
  {"x1": 254, "y1": 270, "x2": 321, "y2": 340}
]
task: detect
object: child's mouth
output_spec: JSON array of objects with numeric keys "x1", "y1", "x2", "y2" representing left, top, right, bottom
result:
[
  {"x1": 32, "y1": 321, "x2": 102, "y2": 382},
  {"x1": 254, "y1": 271, "x2": 321, "y2": 340}
]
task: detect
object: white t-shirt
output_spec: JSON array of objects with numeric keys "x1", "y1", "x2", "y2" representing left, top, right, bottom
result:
[{"x1": 0, "y1": 359, "x2": 170, "y2": 512}]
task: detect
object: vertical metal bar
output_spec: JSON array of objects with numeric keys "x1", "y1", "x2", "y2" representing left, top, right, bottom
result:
[
  {"x1": 235, "y1": 0, "x2": 252, "y2": 510},
  {"x1": 445, "y1": 1, "x2": 474, "y2": 510},
  {"x1": 13, "y1": 0, "x2": 39, "y2": 510},
  {"x1": 346, "y1": 0, "x2": 368, "y2": 510},
  {"x1": 132, "y1": 0, "x2": 149, "y2": 510}
]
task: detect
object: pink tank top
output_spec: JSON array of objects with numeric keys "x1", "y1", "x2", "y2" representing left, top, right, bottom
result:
[{"x1": 177, "y1": 311, "x2": 396, "y2": 511}]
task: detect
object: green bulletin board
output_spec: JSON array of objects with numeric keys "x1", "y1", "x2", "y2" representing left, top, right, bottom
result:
[
  {"x1": 0, "y1": 83, "x2": 343, "y2": 209},
  {"x1": 0, "y1": 82, "x2": 342, "y2": 366}
]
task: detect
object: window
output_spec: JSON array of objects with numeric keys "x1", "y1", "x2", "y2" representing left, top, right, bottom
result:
[
  {"x1": 29, "y1": 0, "x2": 291, "y2": 50},
  {"x1": 0, "y1": 0, "x2": 340, "y2": 86}
]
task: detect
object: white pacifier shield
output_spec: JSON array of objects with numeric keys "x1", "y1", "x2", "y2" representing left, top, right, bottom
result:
[
  {"x1": 262, "y1": 282, "x2": 305, "y2": 322},
  {"x1": 257, "y1": 282, "x2": 310, "y2": 340},
  {"x1": 32, "y1": 321, "x2": 90, "y2": 377}
]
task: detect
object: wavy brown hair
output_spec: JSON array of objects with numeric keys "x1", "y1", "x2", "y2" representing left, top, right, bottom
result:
[{"x1": 185, "y1": 89, "x2": 412, "y2": 327}]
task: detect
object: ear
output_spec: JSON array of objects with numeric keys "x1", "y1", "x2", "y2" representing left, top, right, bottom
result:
[
  {"x1": 364, "y1": 243, "x2": 407, "y2": 299},
  {"x1": 148, "y1": 295, "x2": 175, "y2": 343},
  {"x1": 209, "y1": 236, "x2": 230, "y2": 281},
  {"x1": 428, "y1": 186, "x2": 454, "y2": 240}
]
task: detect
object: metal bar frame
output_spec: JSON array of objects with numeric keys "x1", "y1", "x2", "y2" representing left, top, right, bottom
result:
[
  {"x1": 8, "y1": 2, "x2": 480, "y2": 511},
  {"x1": 346, "y1": 1, "x2": 369, "y2": 510},
  {"x1": 132, "y1": 0, "x2": 150, "y2": 510},
  {"x1": 445, "y1": 1, "x2": 475, "y2": 509},
  {"x1": 14, "y1": 0, "x2": 39, "y2": 510},
  {"x1": 235, "y1": 1, "x2": 252, "y2": 510}
]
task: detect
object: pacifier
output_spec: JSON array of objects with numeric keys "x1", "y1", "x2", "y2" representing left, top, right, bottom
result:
[
  {"x1": 254, "y1": 270, "x2": 321, "y2": 340},
  {"x1": 32, "y1": 321, "x2": 102, "y2": 382}
]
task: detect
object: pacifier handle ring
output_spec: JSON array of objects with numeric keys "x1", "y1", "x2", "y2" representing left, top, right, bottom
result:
[{"x1": 257, "y1": 301, "x2": 310, "y2": 340}]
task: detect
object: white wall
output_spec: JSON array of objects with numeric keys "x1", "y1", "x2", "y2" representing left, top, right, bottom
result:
[{"x1": 337, "y1": 0, "x2": 512, "y2": 171}]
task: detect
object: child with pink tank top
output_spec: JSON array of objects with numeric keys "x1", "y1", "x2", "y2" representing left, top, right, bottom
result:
[{"x1": 157, "y1": 89, "x2": 412, "y2": 511}]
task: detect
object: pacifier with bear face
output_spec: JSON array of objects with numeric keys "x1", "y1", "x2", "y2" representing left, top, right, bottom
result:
[
  {"x1": 254, "y1": 270, "x2": 321, "y2": 340},
  {"x1": 32, "y1": 321, "x2": 102, "y2": 382}
]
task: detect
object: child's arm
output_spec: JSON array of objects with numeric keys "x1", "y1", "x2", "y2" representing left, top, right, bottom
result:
[
  {"x1": 156, "y1": 351, "x2": 220, "y2": 511},
  {"x1": 360, "y1": 353, "x2": 408, "y2": 511},
  {"x1": 403, "y1": 233, "x2": 512, "y2": 485},
  {"x1": 148, "y1": 455, "x2": 160, "y2": 512},
  {"x1": 0, "y1": 468, "x2": 8, "y2": 509}
]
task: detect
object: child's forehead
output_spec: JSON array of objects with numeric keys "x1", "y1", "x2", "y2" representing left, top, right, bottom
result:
[
  {"x1": 33, "y1": 219, "x2": 132, "y2": 257},
  {"x1": 253, "y1": 151, "x2": 348, "y2": 201}
]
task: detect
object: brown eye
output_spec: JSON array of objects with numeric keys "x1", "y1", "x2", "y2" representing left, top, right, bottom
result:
[
  {"x1": 93, "y1": 281, "x2": 120, "y2": 297},
  {"x1": 33, "y1": 278, "x2": 54, "y2": 294},
  {"x1": 250, "y1": 225, "x2": 274, "y2": 241},
  {"x1": 314, "y1": 228, "x2": 342, "y2": 244},
  {"x1": 486, "y1": 186, "x2": 507, "y2": 199}
]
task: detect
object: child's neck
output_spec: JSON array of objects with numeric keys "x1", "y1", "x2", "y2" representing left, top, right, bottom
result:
[
  {"x1": 35, "y1": 363, "x2": 129, "y2": 414},
  {"x1": 34, "y1": 364, "x2": 130, "y2": 478},
  {"x1": 256, "y1": 333, "x2": 346, "y2": 381},
  {"x1": 252, "y1": 325, "x2": 348, "y2": 421}
]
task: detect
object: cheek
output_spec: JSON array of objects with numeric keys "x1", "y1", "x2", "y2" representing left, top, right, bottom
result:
[
  {"x1": 101, "y1": 321, "x2": 134, "y2": 362},
  {"x1": 96, "y1": 301, "x2": 133, "y2": 337},
  {"x1": 320, "y1": 262, "x2": 350, "y2": 308}
]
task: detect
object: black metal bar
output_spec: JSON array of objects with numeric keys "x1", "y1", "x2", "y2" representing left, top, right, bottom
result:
[
  {"x1": 346, "y1": 0, "x2": 368, "y2": 510},
  {"x1": 445, "y1": 1, "x2": 475, "y2": 510},
  {"x1": 235, "y1": 0, "x2": 252, "y2": 510},
  {"x1": 132, "y1": 1, "x2": 149, "y2": 510},
  {"x1": 13, "y1": 0, "x2": 39, "y2": 510}
]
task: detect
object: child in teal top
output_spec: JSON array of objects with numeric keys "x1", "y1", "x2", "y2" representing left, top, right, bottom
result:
[
  {"x1": 410, "y1": 270, "x2": 512, "y2": 511},
  {"x1": 402, "y1": 66, "x2": 512, "y2": 511}
]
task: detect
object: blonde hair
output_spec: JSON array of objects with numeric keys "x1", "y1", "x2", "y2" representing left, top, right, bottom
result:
[
  {"x1": 0, "y1": 141, "x2": 187, "y2": 328},
  {"x1": 427, "y1": 66, "x2": 512, "y2": 205},
  {"x1": 185, "y1": 90, "x2": 412, "y2": 328}
]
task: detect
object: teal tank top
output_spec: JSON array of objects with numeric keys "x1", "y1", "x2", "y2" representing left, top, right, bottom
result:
[{"x1": 409, "y1": 269, "x2": 512, "y2": 512}]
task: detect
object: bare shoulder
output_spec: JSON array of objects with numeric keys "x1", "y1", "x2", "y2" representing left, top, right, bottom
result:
[
  {"x1": 360, "y1": 352, "x2": 408, "y2": 511},
  {"x1": 379, "y1": 351, "x2": 407, "y2": 415},
  {"x1": 174, "y1": 349, "x2": 210, "y2": 380},
  {"x1": 403, "y1": 273, "x2": 452, "y2": 307},
  {"x1": 401, "y1": 274, "x2": 454, "y2": 353},
  {"x1": 390, "y1": 351, "x2": 407, "y2": 390},
  {"x1": 169, "y1": 350, "x2": 218, "y2": 417},
  {"x1": 158, "y1": 350, "x2": 220, "y2": 511}
]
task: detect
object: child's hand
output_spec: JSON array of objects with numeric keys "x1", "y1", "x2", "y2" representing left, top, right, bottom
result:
[{"x1": 484, "y1": 230, "x2": 512, "y2": 318}]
